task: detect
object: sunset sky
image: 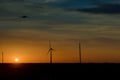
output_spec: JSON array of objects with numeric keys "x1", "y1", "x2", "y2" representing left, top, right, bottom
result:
[{"x1": 0, "y1": 0, "x2": 120, "y2": 63}]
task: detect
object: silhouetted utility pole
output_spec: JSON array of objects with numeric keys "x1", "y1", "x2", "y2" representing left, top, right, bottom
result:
[
  {"x1": 79, "y1": 42, "x2": 82, "y2": 63},
  {"x1": 2, "y1": 52, "x2": 3, "y2": 64}
]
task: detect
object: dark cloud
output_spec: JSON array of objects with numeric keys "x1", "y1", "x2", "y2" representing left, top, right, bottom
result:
[
  {"x1": 68, "y1": 3, "x2": 120, "y2": 14},
  {"x1": 0, "y1": 0, "x2": 24, "y2": 3},
  {"x1": 92, "y1": 37, "x2": 120, "y2": 44}
]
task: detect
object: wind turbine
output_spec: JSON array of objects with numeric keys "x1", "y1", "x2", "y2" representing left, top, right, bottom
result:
[
  {"x1": 47, "y1": 41, "x2": 54, "y2": 63},
  {"x1": 78, "y1": 41, "x2": 82, "y2": 63}
]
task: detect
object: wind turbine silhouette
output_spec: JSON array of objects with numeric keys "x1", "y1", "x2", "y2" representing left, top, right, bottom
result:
[{"x1": 47, "y1": 41, "x2": 54, "y2": 63}]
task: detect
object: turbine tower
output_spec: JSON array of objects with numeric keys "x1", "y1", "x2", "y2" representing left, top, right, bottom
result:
[
  {"x1": 79, "y1": 41, "x2": 82, "y2": 63},
  {"x1": 47, "y1": 41, "x2": 54, "y2": 63}
]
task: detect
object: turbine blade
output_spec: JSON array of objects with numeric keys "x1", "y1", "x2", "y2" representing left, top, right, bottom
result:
[
  {"x1": 49, "y1": 40, "x2": 51, "y2": 48},
  {"x1": 46, "y1": 49, "x2": 50, "y2": 54},
  {"x1": 52, "y1": 48, "x2": 54, "y2": 51}
]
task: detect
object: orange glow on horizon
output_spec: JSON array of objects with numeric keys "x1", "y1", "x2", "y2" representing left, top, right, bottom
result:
[{"x1": 14, "y1": 58, "x2": 19, "y2": 62}]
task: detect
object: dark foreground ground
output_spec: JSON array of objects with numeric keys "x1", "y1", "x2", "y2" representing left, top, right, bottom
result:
[{"x1": 0, "y1": 63, "x2": 120, "y2": 80}]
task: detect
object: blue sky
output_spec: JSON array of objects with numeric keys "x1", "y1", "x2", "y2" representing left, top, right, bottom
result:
[
  {"x1": 0, "y1": 0, "x2": 120, "y2": 63},
  {"x1": 0, "y1": 0, "x2": 120, "y2": 44}
]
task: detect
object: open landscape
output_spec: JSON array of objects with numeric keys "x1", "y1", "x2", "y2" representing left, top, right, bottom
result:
[
  {"x1": 0, "y1": 0, "x2": 120, "y2": 79},
  {"x1": 0, "y1": 63, "x2": 120, "y2": 80}
]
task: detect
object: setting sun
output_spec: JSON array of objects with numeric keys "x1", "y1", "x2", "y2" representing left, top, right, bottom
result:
[{"x1": 14, "y1": 58, "x2": 19, "y2": 62}]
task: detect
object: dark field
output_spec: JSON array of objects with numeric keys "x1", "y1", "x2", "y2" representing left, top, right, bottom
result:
[{"x1": 0, "y1": 63, "x2": 120, "y2": 80}]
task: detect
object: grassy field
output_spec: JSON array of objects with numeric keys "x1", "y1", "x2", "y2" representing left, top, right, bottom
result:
[{"x1": 0, "y1": 63, "x2": 119, "y2": 80}]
